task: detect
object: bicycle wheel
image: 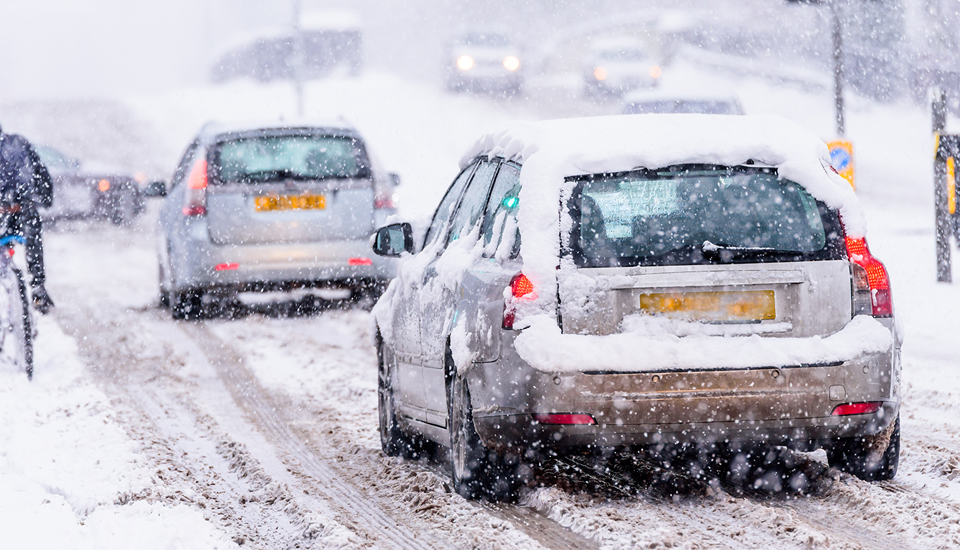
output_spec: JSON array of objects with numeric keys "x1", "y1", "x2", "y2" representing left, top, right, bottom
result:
[
  {"x1": 0, "y1": 264, "x2": 33, "y2": 380},
  {"x1": 14, "y1": 267, "x2": 34, "y2": 380}
]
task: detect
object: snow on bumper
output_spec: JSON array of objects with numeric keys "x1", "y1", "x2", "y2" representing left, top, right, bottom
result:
[{"x1": 513, "y1": 315, "x2": 893, "y2": 373}]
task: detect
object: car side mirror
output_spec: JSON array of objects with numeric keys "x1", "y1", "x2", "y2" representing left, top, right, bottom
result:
[
  {"x1": 372, "y1": 222, "x2": 413, "y2": 257},
  {"x1": 388, "y1": 172, "x2": 401, "y2": 187},
  {"x1": 143, "y1": 180, "x2": 167, "y2": 197}
]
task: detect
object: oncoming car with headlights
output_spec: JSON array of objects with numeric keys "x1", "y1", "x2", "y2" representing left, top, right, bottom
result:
[
  {"x1": 445, "y1": 31, "x2": 523, "y2": 94},
  {"x1": 156, "y1": 121, "x2": 399, "y2": 319},
  {"x1": 371, "y1": 114, "x2": 902, "y2": 500},
  {"x1": 583, "y1": 37, "x2": 661, "y2": 97}
]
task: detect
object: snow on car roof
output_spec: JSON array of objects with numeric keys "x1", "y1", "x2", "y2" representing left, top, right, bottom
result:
[{"x1": 461, "y1": 113, "x2": 865, "y2": 303}]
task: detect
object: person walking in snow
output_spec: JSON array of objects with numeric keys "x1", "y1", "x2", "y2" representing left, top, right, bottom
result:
[{"x1": 0, "y1": 122, "x2": 55, "y2": 313}]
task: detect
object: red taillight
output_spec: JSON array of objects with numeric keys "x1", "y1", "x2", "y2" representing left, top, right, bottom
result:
[
  {"x1": 534, "y1": 413, "x2": 596, "y2": 425},
  {"x1": 503, "y1": 273, "x2": 536, "y2": 330},
  {"x1": 98, "y1": 179, "x2": 110, "y2": 192},
  {"x1": 215, "y1": 263, "x2": 238, "y2": 271},
  {"x1": 844, "y1": 235, "x2": 892, "y2": 317},
  {"x1": 374, "y1": 192, "x2": 394, "y2": 209},
  {"x1": 510, "y1": 273, "x2": 534, "y2": 298},
  {"x1": 182, "y1": 205, "x2": 207, "y2": 216},
  {"x1": 183, "y1": 158, "x2": 208, "y2": 217},
  {"x1": 832, "y1": 402, "x2": 882, "y2": 416},
  {"x1": 187, "y1": 159, "x2": 208, "y2": 190},
  {"x1": 348, "y1": 257, "x2": 373, "y2": 266}
]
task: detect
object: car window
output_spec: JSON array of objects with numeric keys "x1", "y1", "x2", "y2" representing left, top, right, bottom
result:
[
  {"x1": 567, "y1": 165, "x2": 845, "y2": 268},
  {"x1": 170, "y1": 141, "x2": 200, "y2": 189},
  {"x1": 482, "y1": 162, "x2": 521, "y2": 257},
  {"x1": 447, "y1": 160, "x2": 499, "y2": 244},
  {"x1": 34, "y1": 146, "x2": 74, "y2": 172},
  {"x1": 423, "y1": 161, "x2": 477, "y2": 248},
  {"x1": 212, "y1": 134, "x2": 370, "y2": 183}
]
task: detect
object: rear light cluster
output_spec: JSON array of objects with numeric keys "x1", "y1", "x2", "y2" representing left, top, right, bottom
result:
[
  {"x1": 845, "y1": 236, "x2": 892, "y2": 317},
  {"x1": 502, "y1": 273, "x2": 535, "y2": 330},
  {"x1": 182, "y1": 158, "x2": 208, "y2": 216},
  {"x1": 832, "y1": 401, "x2": 882, "y2": 416},
  {"x1": 534, "y1": 413, "x2": 595, "y2": 425},
  {"x1": 374, "y1": 192, "x2": 396, "y2": 210}
]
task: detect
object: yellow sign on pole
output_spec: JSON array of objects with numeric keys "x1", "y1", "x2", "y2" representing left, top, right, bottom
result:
[
  {"x1": 948, "y1": 156, "x2": 957, "y2": 215},
  {"x1": 827, "y1": 140, "x2": 855, "y2": 190}
]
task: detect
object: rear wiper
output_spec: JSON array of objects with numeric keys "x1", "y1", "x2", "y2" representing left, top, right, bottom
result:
[
  {"x1": 239, "y1": 169, "x2": 314, "y2": 182},
  {"x1": 701, "y1": 240, "x2": 778, "y2": 260}
]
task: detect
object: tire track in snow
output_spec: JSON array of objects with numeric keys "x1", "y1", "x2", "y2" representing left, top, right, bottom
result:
[{"x1": 183, "y1": 322, "x2": 446, "y2": 550}]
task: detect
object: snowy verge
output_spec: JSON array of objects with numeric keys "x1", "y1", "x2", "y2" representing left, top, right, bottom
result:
[
  {"x1": 0, "y1": 315, "x2": 237, "y2": 550},
  {"x1": 514, "y1": 314, "x2": 891, "y2": 373}
]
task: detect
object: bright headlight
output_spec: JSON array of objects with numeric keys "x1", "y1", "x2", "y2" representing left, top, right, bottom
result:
[
  {"x1": 503, "y1": 56, "x2": 521, "y2": 71},
  {"x1": 593, "y1": 67, "x2": 607, "y2": 81},
  {"x1": 457, "y1": 55, "x2": 475, "y2": 71}
]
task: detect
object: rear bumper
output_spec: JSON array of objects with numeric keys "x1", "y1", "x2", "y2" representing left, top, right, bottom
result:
[
  {"x1": 468, "y1": 326, "x2": 901, "y2": 455},
  {"x1": 474, "y1": 403, "x2": 899, "y2": 456},
  {"x1": 171, "y1": 221, "x2": 395, "y2": 291}
]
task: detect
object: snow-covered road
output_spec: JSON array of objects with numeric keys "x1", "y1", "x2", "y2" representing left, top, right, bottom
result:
[{"x1": 3, "y1": 61, "x2": 960, "y2": 548}]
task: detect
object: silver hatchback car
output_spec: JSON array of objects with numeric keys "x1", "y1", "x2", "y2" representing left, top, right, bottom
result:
[
  {"x1": 156, "y1": 121, "x2": 398, "y2": 318},
  {"x1": 372, "y1": 114, "x2": 901, "y2": 500}
]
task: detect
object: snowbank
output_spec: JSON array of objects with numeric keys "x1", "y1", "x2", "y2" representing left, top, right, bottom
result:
[
  {"x1": 0, "y1": 316, "x2": 237, "y2": 550},
  {"x1": 514, "y1": 314, "x2": 891, "y2": 373}
]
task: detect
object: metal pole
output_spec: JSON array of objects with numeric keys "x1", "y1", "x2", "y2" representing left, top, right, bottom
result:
[
  {"x1": 292, "y1": 0, "x2": 304, "y2": 117},
  {"x1": 933, "y1": 89, "x2": 952, "y2": 282},
  {"x1": 831, "y1": 0, "x2": 845, "y2": 137}
]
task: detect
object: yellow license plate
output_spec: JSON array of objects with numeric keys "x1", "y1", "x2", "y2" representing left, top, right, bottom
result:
[
  {"x1": 254, "y1": 193, "x2": 326, "y2": 212},
  {"x1": 638, "y1": 290, "x2": 775, "y2": 322}
]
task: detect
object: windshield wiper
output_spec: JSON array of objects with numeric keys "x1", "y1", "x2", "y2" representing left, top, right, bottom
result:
[
  {"x1": 238, "y1": 169, "x2": 315, "y2": 182},
  {"x1": 701, "y1": 240, "x2": 779, "y2": 261}
]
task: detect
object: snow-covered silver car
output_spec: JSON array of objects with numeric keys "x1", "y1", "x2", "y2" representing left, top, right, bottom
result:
[
  {"x1": 157, "y1": 121, "x2": 398, "y2": 319},
  {"x1": 372, "y1": 114, "x2": 902, "y2": 500}
]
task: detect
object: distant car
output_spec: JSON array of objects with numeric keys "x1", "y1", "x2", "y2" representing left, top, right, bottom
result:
[
  {"x1": 583, "y1": 37, "x2": 661, "y2": 96},
  {"x1": 155, "y1": 120, "x2": 399, "y2": 319},
  {"x1": 35, "y1": 145, "x2": 144, "y2": 225},
  {"x1": 621, "y1": 91, "x2": 744, "y2": 115},
  {"x1": 372, "y1": 114, "x2": 902, "y2": 501},
  {"x1": 445, "y1": 31, "x2": 523, "y2": 94}
]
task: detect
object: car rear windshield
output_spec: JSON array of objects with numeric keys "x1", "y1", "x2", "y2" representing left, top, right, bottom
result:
[
  {"x1": 211, "y1": 134, "x2": 370, "y2": 184},
  {"x1": 565, "y1": 165, "x2": 845, "y2": 268}
]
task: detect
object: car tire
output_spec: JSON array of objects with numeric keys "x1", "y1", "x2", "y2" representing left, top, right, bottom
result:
[
  {"x1": 377, "y1": 334, "x2": 420, "y2": 458},
  {"x1": 171, "y1": 288, "x2": 203, "y2": 320},
  {"x1": 158, "y1": 265, "x2": 170, "y2": 309},
  {"x1": 447, "y1": 352, "x2": 522, "y2": 501},
  {"x1": 827, "y1": 415, "x2": 900, "y2": 481},
  {"x1": 111, "y1": 190, "x2": 137, "y2": 226}
]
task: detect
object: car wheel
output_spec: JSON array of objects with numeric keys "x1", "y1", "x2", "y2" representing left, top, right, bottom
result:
[
  {"x1": 171, "y1": 288, "x2": 203, "y2": 320},
  {"x1": 377, "y1": 334, "x2": 420, "y2": 458},
  {"x1": 111, "y1": 190, "x2": 137, "y2": 226},
  {"x1": 447, "y1": 352, "x2": 521, "y2": 501},
  {"x1": 158, "y1": 264, "x2": 170, "y2": 309},
  {"x1": 827, "y1": 415, "x2": 900, "y2": 481}
]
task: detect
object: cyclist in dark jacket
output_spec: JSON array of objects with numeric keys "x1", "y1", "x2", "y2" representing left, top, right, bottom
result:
[{"x1": 0, "y1": 123, "x2": 55, "y2": 314}]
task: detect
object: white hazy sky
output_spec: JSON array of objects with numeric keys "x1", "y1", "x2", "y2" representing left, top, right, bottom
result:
[{"x1": 0, "y1": 0, "x2": 292, "y2": 101}]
